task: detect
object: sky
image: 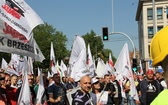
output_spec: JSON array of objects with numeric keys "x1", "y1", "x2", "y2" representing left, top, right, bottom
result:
[{"x1": 26, "y1": 0, "x2": 139, "y2": 58}]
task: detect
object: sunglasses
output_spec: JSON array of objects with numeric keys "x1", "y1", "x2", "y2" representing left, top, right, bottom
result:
[
  {"x1": 93, "y1": 81, "x2": 99, "y2": 84},
  {"x1": 5, "y1": 80, "x2": 11, "y2": 82}
]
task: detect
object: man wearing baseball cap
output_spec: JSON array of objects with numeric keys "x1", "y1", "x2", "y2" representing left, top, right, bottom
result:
[
  {"x1": 139, "y1": 69, "x2": 161, "y2": 105},
  {"x1": 150, "y1": 26, "x2": 168, "y2": 105}
]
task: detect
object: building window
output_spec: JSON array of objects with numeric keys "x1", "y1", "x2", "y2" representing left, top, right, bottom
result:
[
  {"x1": 147, "y1": 8, "x2": 153, "y2": 20},
  {"x1": 148, "y1": 27, "x2": 153, "y2": 38},
  {"x1": 157, "y1": 26, "x2": 163, "y2": 31},
  {"x1": 157, "y1": 8, "x2": 162, "y2": 19}
]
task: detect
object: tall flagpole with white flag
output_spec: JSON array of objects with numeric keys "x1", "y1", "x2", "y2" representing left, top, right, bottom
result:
[
  {"x1": 28, "y1": 57, "x2": 34, "y2": 75},
  {"x1": 95, "y1": 58, "x2": 106, "y2": 78},
  {"x1": 1, "y1": 58, "x2": 8, "y2": 71},
  {"x1": 36, "y1": 68, "x2": 45, "y2": 104},
  {"x1": 69, "y1": 35, "x2": 89, "y2": 81},
  {"x1": 87, "y1": 43, "x2": 95, "y2": 77},
  {"x1": 139, "y1": 60, "x2": 144, "y2": 75},
  {"x1": 109, "y1": 52, "x2": 114, "y2": 68},
  {"x1": 50, "y1": 42, "x2": 57, "y2": 74},
  {"x1": 114, "y1": 43, "x2": 139, "y2": 101},
  {"x1": 17, "y1": 70, "x2": 32, "y2": 105}
]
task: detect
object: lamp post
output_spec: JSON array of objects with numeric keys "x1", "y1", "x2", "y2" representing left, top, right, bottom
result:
[
  {"x1": 111, "y1": 0, "x2": 135, "y2": 58},
  {"x1": 109, "y1": 32, "x2": 136, "y2": 58},
  {"x1": 95, "y1": 31, "x2": 136, "y2": 58},
  {"x1": 152, "y1": 0, "x2": 157, "y2": 35}
]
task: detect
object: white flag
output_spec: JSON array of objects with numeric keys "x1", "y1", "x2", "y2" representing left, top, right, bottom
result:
[
  {"x1": 1, "y1": 58, "x2": 8, "y2": 70},
  {"x1": 27, "y1": 57, "x2": 33, "y2": 75},
  {"x1": 0, "y1": 0, "x2": 44, "y2": 40},
  {"x1": 36, "y1": 69, "x2": 45, "y2": 104},
  {"x1": 87, "y1": 44, "x2": 95, "y2": 77},
  {"x1": 95, "y1": 58, "x2": 106, "y2": 78},
  {"x1": 60, "y1": 60, "x2": 67, "y2": 72},
  {"x1": 12, "y1": 54, "x2": 28, "y2": 75},
  {"x1": 37, "y1": 67, "x2": 40, "y2": 76},
  {"x1": 139, "y1": 60, "x2": 143, "y2": 75},
  {"x1": 105, "y1": 61, "x2": 114, "y2": 75},
  {"x1": 47, "y1": 71, "x2": 53, "y2": 79},
  {"x1": 0, "y1": 18, "x2": 45, "y2": 61},
  {"x1": 114, "y1": 43, "x2": 139, "y2": 101},
  {"x1": 50, "y1": 42, "x2": 57, "y2": 74},
  {"x1": 69, "y1": 35, "x2": 89, "y2": 82},
  {"x1": 17, "y1": 70, "x2": 32, "y2": 105},
  {"x1": 34, "y1": 39, "x2": 45, "y2": 62},
  {"x1": 60, "y1": 60, "x2": 67, "y2": 77},
  {"x1": 108, "y1": 52, "x2": 114, "y2": 70}
]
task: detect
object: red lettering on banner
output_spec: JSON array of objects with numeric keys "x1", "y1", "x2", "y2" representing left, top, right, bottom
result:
[
  {"x1": 2, "y1": 4, "x2": 21, "y2": 19},
  {"x1": 3, "y1": 22, "x2": 28, "y2": 42}
]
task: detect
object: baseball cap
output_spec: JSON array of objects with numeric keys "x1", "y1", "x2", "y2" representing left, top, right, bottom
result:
[
  {"x1": 91, "y1": 78, "x2": 99, "y2": 84},
  {"x1": 146, "y1": 70, "x2": 154, "y2": 75}
]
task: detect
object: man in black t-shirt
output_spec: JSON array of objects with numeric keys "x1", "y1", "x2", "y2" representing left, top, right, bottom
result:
[
  {"x1": 140, "y1": 70, "x2": 161, "y2": 105},
  {"x1": 47, "y1": 73, "x2": 67, "y2": 105}
]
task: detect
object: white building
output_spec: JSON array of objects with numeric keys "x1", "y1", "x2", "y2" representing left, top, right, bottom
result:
[{"x1": 136, "y1": 0, "x2": 168, "y2": 72}]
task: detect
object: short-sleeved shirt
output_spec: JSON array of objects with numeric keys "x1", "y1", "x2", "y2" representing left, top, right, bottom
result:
[
  {"x1": 47, "y1": 84, "x2": 66, "y2": 105},
  {"x1": 72, "y1": 90, "x2": 93, "y2": 105},
  {"x1": 146, "y1": 81, "x2": 158, "y2": 105}
]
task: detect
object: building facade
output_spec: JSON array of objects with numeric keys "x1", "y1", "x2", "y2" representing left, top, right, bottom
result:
[{"x1": 136, "y1": 0, "x2": 168, "y2": 72}]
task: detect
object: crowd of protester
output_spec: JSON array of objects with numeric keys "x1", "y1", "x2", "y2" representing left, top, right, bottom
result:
[{"x1": 0, "y1": 68, "x2": 166, "y2": 105}]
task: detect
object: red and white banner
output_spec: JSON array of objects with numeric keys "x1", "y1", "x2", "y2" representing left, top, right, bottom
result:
[
  {"x1": 0, "y1": 18, "x2": 45, "y2": 62},
  {"x1": 0, "y1": 0, "x2": 44, "y2": 40}
]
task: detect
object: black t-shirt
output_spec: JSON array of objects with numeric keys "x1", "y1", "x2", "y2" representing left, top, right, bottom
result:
[
  {"x1": 146, "y1": 80, "x2": 158, "y2": 105},
  {"x1": 72, "y1": 90, "x2": 92, "y2": 105},
  {"x1": 47, "y1": 84, "x2": 66, "y2": 105}
]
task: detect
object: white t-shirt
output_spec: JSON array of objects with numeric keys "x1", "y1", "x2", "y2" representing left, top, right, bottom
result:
[{"x1": 96, "y1": 91, "x2": 108, "y2": 104}]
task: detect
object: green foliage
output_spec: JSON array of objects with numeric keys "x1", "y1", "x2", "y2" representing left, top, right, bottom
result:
[
  {"x1": 82, "y1": 30, "x2": 116, "y2": 63},
  {"x1": 82, "y1": 30, "x2": 104, "y2": 58},
  {"x1": 0, "y1": 52, "x2": 11, "y2": 64},
  {"x1": 102, "y1": 49, "x2": 116, "y2": 63},
  {"x1": 33, "y1": 23, "x2": 69, "y2": 69}
]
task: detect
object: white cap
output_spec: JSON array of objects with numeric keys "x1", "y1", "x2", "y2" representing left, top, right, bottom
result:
[{"x1": 91, "y1": 78, "x2": 99, "y2": 84}]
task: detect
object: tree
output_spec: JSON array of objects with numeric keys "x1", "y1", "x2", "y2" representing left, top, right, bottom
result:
[
  {"x1": 82, "y1": 30, "x2": 104, "y2": 59},
  {"x1": 33, "y1": 23, "x2": 69, "y2": 69},
  {"x1": 82, "y1": 30, "x2": 116, "y2": 63},
  {"x1": 0, "y1": 52, "x2": 11, "y2": 64},
  {"x1": 102, "y1": 49, "x2": 116, "y2": 63}
]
